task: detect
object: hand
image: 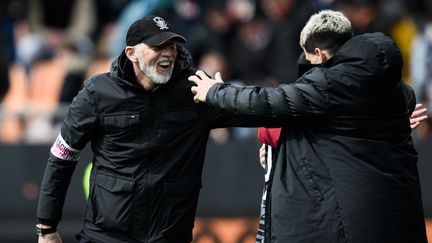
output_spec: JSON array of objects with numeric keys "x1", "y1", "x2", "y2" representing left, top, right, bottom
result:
[
  {"x1": 38, "y1": 231, "x2": 62, "y2": 243},
  {"x1": 189, "y1": 70, "x2": 224, "y2": 103},
  {"x1": 259, "y1": 144, "x2": 266, "y2": 169},
  {"x1": 410, "y1": 103, "x2": 428, "y2": 129}
]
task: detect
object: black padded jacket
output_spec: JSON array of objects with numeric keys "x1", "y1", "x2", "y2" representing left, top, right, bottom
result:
[
  {"x1": 205, "y1": 32, "x2": 427, "y2": 243},
  {"x1": 36, "y1": 46, "x2": 273, "y2": 242}
]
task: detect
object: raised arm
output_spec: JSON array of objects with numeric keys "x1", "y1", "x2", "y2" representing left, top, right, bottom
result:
[{"x1": 189, "y1": 69, "x2": 330, "y2": 119}]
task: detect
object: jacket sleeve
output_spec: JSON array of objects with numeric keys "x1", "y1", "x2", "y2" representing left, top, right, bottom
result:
[
  {"x1": 36, "y1": 84, "x2": 97, "y2": 224},
  {"x1": 403, "y1": 82, "x2": 416, "y2": 115},
  {"x1": 205, "y1": 69, "x2": 331, "y2": 124}
]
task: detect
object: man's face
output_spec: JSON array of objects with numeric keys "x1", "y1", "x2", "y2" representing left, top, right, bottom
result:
[{"x1": 136, "y1": 41, "x2": 177, "y2": 84}]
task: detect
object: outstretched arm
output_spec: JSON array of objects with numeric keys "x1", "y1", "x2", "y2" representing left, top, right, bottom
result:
[{"x1": 189, "y1": 69, "x2": 330, "y2": 119}]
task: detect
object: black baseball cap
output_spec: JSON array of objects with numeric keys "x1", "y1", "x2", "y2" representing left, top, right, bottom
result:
[{"x1": 126, "y1": 15, "x2": 186, "y2": 47}]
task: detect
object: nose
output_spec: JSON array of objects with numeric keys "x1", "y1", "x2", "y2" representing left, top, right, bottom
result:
[{"x1": 160, "y1": 44, "x2": 177, "y2": 56}]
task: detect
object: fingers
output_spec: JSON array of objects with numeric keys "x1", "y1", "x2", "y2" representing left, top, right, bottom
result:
[
  {"x1": 195, "y1": 70, "x2": 207, "y2": 79},
  {"x1": 215, "y1": 72, "x2": 223, "y2": 83},
  {"x1": 259, "y1": 144, "x2": 266, "y2": 157},
  {"x1": 188, "y1": 74, "x2": 202, "y2": 85},
  {"x1": 411, "y1": 107, "x2": 427, "y2": 118},
  {"x1": 189, "y1": 70, "x2": 225, "y2": 85},
  {"x1": 412, "y1": 103, "x2": 427, "y2": 116},
  {"x1": 193, "y1": 94, "x2": 200, "y2": 104},
  {"x1": 410, "y1": 115, "x2": 428, "y2": 129},
  {"x1": 188, "y1": 70, "x2": 207, "y2": 84},
  {"x1": 259, "y1": 144, "x2": 266, "y2": 168},
  {"x1": 189, "y1": 70, "x2": 224, "y2": 103},
  {"x1": 416, "y1": 115, "x2": 428, "y2": 123},
  {"x1": 191, "y1": 86, "x2": 202, "y2": 103},
  {"x1": 410, "y1": 103, "x2": 428, "y2": 130},
  {"x1": 191, "y1": 87, "x2": 199, "y2": 103},
  {"x1": 411, "y1": 115, "x2": 428, "y2": 124}
]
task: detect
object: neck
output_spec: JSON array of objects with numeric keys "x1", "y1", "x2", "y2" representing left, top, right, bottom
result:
[{"x1": 321, "y1": 49, "x2": 335, "y2": 63}]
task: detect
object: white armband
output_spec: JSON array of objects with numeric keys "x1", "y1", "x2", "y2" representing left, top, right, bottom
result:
[{"x1": 50, "y1": 134, "x2": 80, "y2": 161}]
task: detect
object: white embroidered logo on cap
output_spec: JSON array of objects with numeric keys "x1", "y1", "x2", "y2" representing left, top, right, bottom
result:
[{"x1": 153, "y1": 17, "x2": 169, "y2": 30}]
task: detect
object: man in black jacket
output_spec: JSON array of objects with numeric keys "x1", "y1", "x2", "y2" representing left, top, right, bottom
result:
[
  {"x1": 190, "y1": 10, "x2": 428, "y2": 243},
  {"x1": 36, "y1": 15, "x2": 274, "y2": 243}
]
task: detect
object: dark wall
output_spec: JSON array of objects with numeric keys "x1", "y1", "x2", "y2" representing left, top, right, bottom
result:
[
  {"x1": 1, "y1": 137, "x2": 432, "y2": 241},
  {"x1": 415, "y1": 136, "x2": 432, "y2": 216}
]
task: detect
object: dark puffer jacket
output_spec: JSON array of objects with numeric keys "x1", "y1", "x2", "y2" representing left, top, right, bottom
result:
[
  {"x1": 205, "y1": 32, "x2": 427, "y2": 243},
  {"x1": 36, "y1": 46, "x2": 270, "y2": 243}
]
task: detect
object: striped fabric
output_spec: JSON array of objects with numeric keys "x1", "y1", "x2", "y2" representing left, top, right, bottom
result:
[{"x1": 256, "y1": 145, "x2": 273, "y2": 243}]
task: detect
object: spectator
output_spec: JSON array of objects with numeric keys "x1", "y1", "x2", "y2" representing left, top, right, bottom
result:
[{"x1": 260, "y1": 0, "x2": 315, "y2": 84}]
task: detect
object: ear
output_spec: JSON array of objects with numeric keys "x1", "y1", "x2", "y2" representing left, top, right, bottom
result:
[
  {"x1": 125, "y1": 46, "x2": 138, "y2": 63},
  {"x1": 314, "y1": 48, "x2": 328, "y2": 63}
]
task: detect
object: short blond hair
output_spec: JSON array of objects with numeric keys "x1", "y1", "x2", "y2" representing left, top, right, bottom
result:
[{"x1": 300, "y1": 10, "x2": 353, "y2": 54}]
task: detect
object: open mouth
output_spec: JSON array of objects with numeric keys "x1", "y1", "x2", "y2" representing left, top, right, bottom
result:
[{"x1": 157, "y1": 61, "x2": 172, "y2": 70}]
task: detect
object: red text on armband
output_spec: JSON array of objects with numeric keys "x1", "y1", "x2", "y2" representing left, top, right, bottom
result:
[{"x1": 50, "y1": 134, "x2": 80, "y2": 161}]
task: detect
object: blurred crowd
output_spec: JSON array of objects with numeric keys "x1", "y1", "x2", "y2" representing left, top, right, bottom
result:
[{"x1": 0, "y1": 0, "x2": 431, "y2": 144}]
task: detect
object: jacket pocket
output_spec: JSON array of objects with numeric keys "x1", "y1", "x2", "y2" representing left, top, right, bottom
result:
[
  {"x1": 103, "y1": 113, "x2": 141, "y2": 129},
  {"x1": 93, "y1": 173, "x2": 135, "y2": 231},
  {"x1": 162, "y1": 179, "x2": 202, "y2": 236},
  {"x1": 296, "y1": 159, "x2": 323, "y2": 202},
  {"x1": 101, "y1": 113, "x2": 143, "y2": 151}
]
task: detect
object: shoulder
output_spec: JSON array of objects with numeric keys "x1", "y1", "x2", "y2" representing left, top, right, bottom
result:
[
  {"x1": 182, "y1": 67, "x2": 197, "y2": 77},
  {"x1": 338, "y1": 32, "x2": 400, "y2": 60},
  {"x1": 83, "y1": 72, "x2": 112, "y2": 91},
  {"x1": 171, "y1": 68, "x2": 196, "y2": 87},
  {"x1": 299, "y1": 67, "x2": 328, "y2": 84}
]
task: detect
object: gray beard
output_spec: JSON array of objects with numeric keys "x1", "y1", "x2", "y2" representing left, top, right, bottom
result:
[{"x1": 139, "y1": 61, "x2": 173, "y2": 84}]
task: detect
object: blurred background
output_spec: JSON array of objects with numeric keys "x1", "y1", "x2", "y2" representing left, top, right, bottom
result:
[{"x1": 1, "y1": 0, "x2": 432, "y2": 242}]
